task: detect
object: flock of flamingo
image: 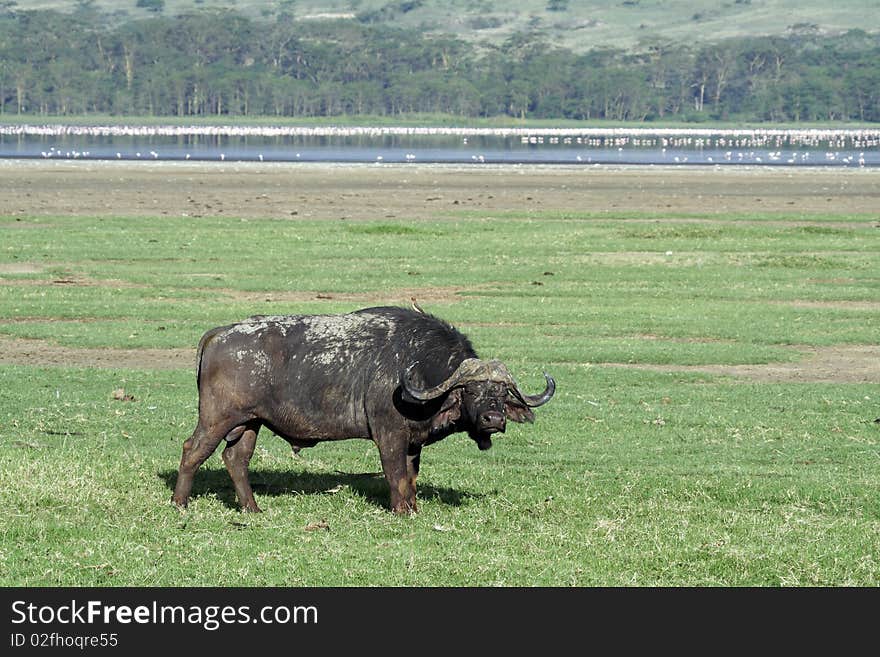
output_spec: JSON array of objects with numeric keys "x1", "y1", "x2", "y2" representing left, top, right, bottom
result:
[{"x1": 0, "y1": 124, "x2": 877, "y2": 165}]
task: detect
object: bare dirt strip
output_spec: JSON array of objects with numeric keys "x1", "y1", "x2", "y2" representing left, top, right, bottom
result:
[
  {"x1": 1, "y1": 160, "x2": 879, "y2": 220},
  {"x1": 599, "y1": 345, "x2": 880, "y2": 383},
  {"x1": 1, "y1": 335, "x2": 876, "y2": 383},
  {"x1": 0, "y1": 335, "x2": 195, "y2": 370}
]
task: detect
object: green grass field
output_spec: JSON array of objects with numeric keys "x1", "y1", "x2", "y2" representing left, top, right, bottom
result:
[{"x1": 1, "y1": 195, "x2": 879, "y2": 586}]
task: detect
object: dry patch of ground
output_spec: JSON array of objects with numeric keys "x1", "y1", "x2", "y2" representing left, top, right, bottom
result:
[
  {"x1": 220, "y1": 285, "x2": 484, "y2": 306},
  {"x1": 1, "y1": 160, "x2": 878, "y2": 220},
  {"x1": 1, "y1": 334, "x2": 876, "y2": 382},
  {"x1": 0, "y1": 263, "x2": 45, "y2": 274},
  {"x1": 773, "y1": 300, "x2": 880, "y2": 312},
  {"x1": 0, "y1": 335, "x2": 193, "y2": 370},
  {"x1": 600, "y1": 345, "x2": 880, "y2": 383}
]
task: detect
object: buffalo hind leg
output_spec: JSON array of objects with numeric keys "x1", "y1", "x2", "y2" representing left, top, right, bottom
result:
[
  {"x1": 172, "y1": 420, "x2": 233, "y2": 509},
  {"x1": 222, "y1": 424, "x2": 261, "y2": 512},
  {"x1": 378, "y1": 441, "x2": 418, "y2": 515}
]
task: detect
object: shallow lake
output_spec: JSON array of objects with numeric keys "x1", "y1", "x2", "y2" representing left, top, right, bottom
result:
[{"x1": 1, "y1": 125, "x2": 878, "y2": 167}]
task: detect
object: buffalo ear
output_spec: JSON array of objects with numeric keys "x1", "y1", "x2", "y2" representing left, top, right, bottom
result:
[
  {"x1": 505, "y1": 397, "x2": 535, "y2": 424},
  {"x1": 431, "y1": 388, "x2": 462, "y2": 432}
]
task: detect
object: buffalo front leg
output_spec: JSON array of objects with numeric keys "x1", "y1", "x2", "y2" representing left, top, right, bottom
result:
[
  {"x1": 406, "y1": 444, "x2": 422, "y2": 506},
  {"x1": 378, "y1": 441, "x2": 418, "y2": 515},
  {"x1": 222, "y1": 425, "x2": 261, "y2": 513},
  {"x1": 172, "y1": 420, "x2": 229, "y2": 509}
]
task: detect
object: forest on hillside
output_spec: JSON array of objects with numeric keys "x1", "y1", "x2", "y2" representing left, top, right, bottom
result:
[{"x1": 1, "y1": 7, "x2": 878, "y2": 122}]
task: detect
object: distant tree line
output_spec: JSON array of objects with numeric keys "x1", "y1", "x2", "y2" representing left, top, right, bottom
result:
[{"x1": 1, "y1": 8, "x2": 878, "y2": 122}]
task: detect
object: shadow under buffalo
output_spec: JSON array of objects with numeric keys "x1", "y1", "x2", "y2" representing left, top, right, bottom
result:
[{"x1": 157, "y1": 468, "x2": 481, "y2": 512}]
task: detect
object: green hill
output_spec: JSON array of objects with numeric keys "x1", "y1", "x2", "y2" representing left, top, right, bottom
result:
[{"x1": 11, "y1": 0, "x2": 880, "y2": 52}]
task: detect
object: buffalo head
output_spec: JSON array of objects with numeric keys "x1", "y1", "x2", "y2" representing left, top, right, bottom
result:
[{"x1": 401, "y1": 358, "x2": 556, "y2": 450}]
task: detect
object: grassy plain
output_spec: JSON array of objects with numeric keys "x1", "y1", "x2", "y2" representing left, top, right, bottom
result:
[{"x1": 0, "y1": 163, "x2": 878, "y2": 586}]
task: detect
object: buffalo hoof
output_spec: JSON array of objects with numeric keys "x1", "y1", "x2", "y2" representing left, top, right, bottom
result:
[{"x1": 392, "y1": 502, "x2": 418, "y2": 515}]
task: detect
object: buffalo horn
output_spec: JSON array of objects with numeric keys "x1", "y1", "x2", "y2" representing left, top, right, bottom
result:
[
  {"x1": 402, "y1": 358, "x2": 486, "y2": 401},
  {"x1": 509, "y1": 372, "x2": 556, "y2": 408},
  {"x1": 403, "y1": 358, "x2": 556, "y2": 407}
]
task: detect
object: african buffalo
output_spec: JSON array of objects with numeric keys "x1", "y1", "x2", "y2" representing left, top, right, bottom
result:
[{"x1": 171, "y1": 306, "x2": 555, "y2": 514}]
